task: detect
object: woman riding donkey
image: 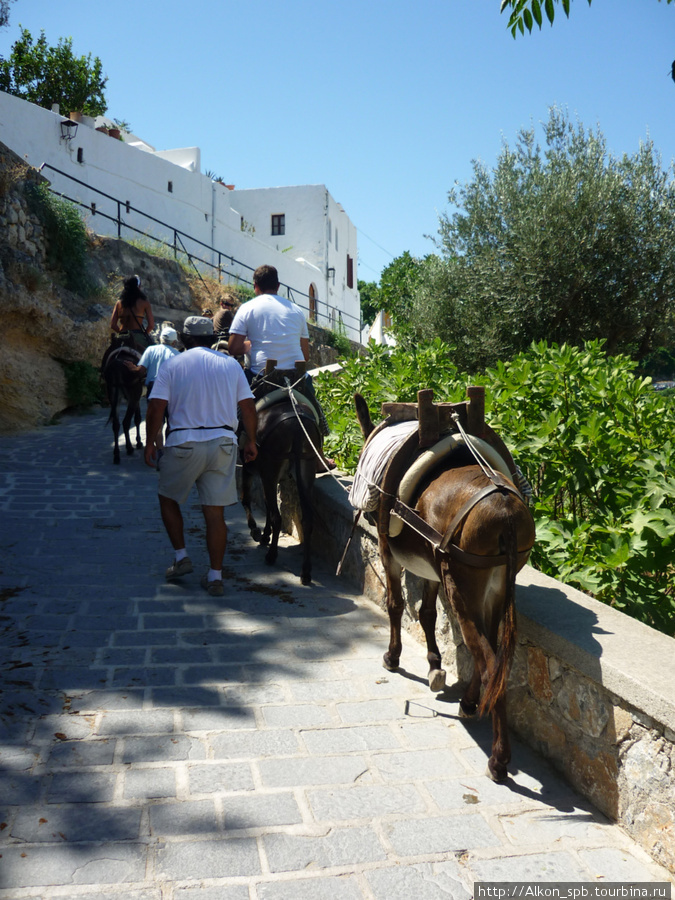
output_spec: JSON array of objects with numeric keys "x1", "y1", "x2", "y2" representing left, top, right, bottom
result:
[{"x1": 110, "y1": 275, "x2": 155, "y2": 352}]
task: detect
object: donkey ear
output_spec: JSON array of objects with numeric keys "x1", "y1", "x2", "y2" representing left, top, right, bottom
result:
[{"x1": 354, "y1": 393, "x2": 374, "y2": 439}]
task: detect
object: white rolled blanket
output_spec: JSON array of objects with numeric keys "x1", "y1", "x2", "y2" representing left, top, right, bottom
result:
[{"x1": 348, "y1": 420, "x2": 419, "y2": 511}]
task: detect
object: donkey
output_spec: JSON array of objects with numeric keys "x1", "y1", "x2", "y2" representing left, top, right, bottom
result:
[
  {"x1": 102, "y1": 346, "x2": 145, "y2": 464},
  {"x1": 354, "y1": 393, "x2": 535, "y2": 782},
  {"x1": 241, "y1": 370, "x2": 323, "y2": 585}
]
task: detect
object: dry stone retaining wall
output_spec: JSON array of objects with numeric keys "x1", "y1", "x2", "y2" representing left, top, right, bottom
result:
[{"x1": 273, "y1": 473, "x2": 675, "y2": 874}]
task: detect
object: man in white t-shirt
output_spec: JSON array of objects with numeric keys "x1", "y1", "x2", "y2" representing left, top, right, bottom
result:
[
  {"x1": 228, "y1": 265, "x2": 309, "y2": 379},
  {"x1": 145, "y1": 316, "x2": 257, "y2": 597},
  {"x1": 228, "y1": 265, "x2": 334, "y2": 470}
]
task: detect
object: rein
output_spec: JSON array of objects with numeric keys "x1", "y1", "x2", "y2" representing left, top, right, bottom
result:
[{"x1": 254, "y1": 374, "x2": 343, "y2": 482}]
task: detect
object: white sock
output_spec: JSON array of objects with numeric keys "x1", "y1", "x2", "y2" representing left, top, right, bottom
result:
[
  {"x1": 208, "y1": 568, "x2": 222, "y2": 582},
  {"x1": 175, "y1": 549, "x2": 188, "y2": 562}
]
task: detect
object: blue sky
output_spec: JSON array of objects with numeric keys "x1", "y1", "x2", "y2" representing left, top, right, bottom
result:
[{"x1": 2, "y1": 1, "x2": 675, "y2": 282}]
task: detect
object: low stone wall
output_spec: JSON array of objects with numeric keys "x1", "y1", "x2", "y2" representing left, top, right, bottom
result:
[{"x1": 273, "y1": 472, "x2": 675, "y2": 874}]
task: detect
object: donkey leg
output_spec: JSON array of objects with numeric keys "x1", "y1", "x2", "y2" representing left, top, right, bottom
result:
[
  {"x1": 262, "y1": 474, "x2": 282, "y2": 566},
  {"x1": 241, "y1": 466, "x2": 263, "y2": 542},
  {"x1": 439, "y1": 561, "x2": 490, "y2": 715},
  {"x1": 112, "y1": 414, "x2": 121, "y2": 465},
  {"x1": 459, "y1": 667, "x2": 481, "y2": 717},
  {"x1": 134, "y1": 400, "x2": 143, "y2": 449},
  {"x1": 488, "y1": 696, "x2": 511, "y2": 783},
  {"x1": 122, "y1": 405, "x2": 135, "y2": 456},
  {"x1": 418, "y1": 579, "x2": 445, "y2": 692},
  {"x1": 380, "y1": 536, "x2": 404, "y2": 672},
  {"x1": 296, "y1": 459, "x2": 315, "y2": 586}
]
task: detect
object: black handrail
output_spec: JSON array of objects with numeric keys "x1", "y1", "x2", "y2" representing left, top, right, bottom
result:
[{"x1": 38, "y1": 161, "x2": 362, "y2": 335}]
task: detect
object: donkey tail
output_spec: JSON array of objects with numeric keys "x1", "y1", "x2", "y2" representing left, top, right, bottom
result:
[{"x1": 478, "y1": 504, "x2": 518, "y2": 716}]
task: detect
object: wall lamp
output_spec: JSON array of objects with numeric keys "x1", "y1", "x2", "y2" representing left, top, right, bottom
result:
[
  {"x1": 327, "y1": 267, "x2": 336, "y2": 279},
  {"x1": 60, "y1": 119, "x2": 78, "y2": 141}
]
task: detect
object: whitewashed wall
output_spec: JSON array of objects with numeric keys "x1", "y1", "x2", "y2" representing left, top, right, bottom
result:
[
  {"x1": 0, "y1": 91, "x2": 362, "y2": 340},
  {"x1": 230, "y1": 185, "x2": 360, "y2": 337}
]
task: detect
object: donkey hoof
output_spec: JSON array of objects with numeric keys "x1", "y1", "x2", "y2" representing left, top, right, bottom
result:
[
  {"x1": 265, "y1": 551, "x2": 278, "y2": 566},
  {"x1": 487, "y1": 758, "x2": 508, "y2": 783},
  {"x1": 250, "y1": 528, "x2": 263, "y2": 543},
  {"x1": 459, "y1": 698, "x2": 478, "y2": 718},
  {"x1": 126, "y1": 447, "x2": 134, "y2": 456},
  {"x1": 382, "y1": 654, "x2": 399, "y2": 672},
  {"x1": 428, "y1": 668, "x2": 446, "y2": 693},
  {"x1": 301, "y1": 573, "x2": 312, "y2": 586},
  {"x1": 113, "y1": 457, "x2": 120, "y2": 465}
]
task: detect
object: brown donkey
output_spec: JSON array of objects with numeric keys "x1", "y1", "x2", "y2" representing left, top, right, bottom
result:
[
  {"x1": 241, "y1": 367, "x2": 323, "y2": 586},
  {"x1": 102, "y1": 346, "x2": 145, "y2": 465},
  {"x1": 354, "y1": 392, "x2": 535, "y2": 782}
]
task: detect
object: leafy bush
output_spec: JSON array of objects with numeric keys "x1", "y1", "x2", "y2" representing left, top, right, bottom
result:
[
  {"x1": 26, "y1": 182, "x2": 89, "y2": 290},
  {"x1": 59, "y1": 360, "x2": 104, "y2": 409},
  {"x1": 316, "y1": 338, "x2": 467, "y2": 471},
  {"x1": 318, "y1": 338, "x2": 675, "y2": 634},
  {"x1": 322, "y1": 325, "x2": 354, "y2": 358}
]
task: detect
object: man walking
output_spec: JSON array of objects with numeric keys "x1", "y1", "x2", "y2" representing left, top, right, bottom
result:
[{"x1": 144, "y1": 316, "x2": 257, "y2": 596}]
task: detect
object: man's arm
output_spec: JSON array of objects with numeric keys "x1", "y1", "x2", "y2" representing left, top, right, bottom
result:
[
  {"x1": 238, "y1": 397, "x2": 258, "y2": 463},
  {"x1": 300, "y1": 337, "x2": 310, "y2": 362},
  {"x1": 144, "y1": 398, "x2": 168, "y2": 468},
  {"x1": 123, "y1": 362, "x2": 147, "y2": 377},
  {"x1": 228, "y1": 333, "x2": 247, "y2": 357}
]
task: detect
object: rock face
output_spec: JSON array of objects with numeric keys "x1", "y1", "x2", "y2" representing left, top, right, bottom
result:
[
  {"x1": 0, "y1": 141, "x2": 349, "y2": 434},
  {"x1": 0, "y1": 144, "x2": 108, "y2": 432}
]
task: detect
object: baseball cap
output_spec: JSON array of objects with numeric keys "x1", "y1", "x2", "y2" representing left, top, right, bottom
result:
[
  {"x1": 160, "y1": 326, "x2": 178, "y2": 341},
  {"x1": 182, "y1": 316, "x2": 214, "y2": 335}
]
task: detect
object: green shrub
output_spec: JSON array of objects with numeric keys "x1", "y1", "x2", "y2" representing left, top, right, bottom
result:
[
  {"x1": 59, "y1": 359, "x2": 104, "y2": 409},
  {"x1": 26, "y1": 182, "x2": 89, "y2": 290},
  {"x1": 318, "y1": 338, "x2": 675, "y2": 635},
  {"x1": 322, "y1": 325, "x2": 354, "y2": 358}
]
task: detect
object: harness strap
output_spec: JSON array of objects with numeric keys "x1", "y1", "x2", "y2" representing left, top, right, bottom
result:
[
  {"x1": 391, "y1": 479, "x2": 534, "y2": 569},
  {"x1": 444, "y1": 542, "x2": 533, "y2": 569},
  {"x1": 438, "y1": 480, "x2": 520, "y2": 554},
  {"x1": 392, "y1": 500, "x2": 444, "y2": 548},
  {"x1": 167, "y1": 424, "x2": 234, "y2": 436}
]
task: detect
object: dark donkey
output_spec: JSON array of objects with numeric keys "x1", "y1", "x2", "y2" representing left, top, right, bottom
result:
[
  {"x1": 102, "y1": 345, "x2": 145, "y2": 464},
  {"x1": 354, "y1": 389, "x2": 535, "y2": 782},
  {"x1": 241, "y1": 360, "x2": 323, "y2": 585}
]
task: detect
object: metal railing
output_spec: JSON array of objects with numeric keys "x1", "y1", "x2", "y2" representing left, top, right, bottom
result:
[{"x1": 38, "y1": 162, "x2": 362, "y2": 338}]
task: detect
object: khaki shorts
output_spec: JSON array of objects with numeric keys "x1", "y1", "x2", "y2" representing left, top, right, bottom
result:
[{"x1": 158, "y1": 438, "x2": 237, "y2": 506}]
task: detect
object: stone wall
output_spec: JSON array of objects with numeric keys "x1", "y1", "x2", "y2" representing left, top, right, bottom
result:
[
  {"x1": 272, "y1": 473, "x2": 675, "y2": 874},
  {"x1": 0, "y1": 140, "x2": 350, "y2": 433},
  {"x1": 0, "y1": 145, "x2": 108, "y2": 432}
]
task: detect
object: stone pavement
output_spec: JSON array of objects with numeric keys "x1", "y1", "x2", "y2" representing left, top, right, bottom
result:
[{"x1": 0, "y1": 406, "x2": 672, "y2": 899}]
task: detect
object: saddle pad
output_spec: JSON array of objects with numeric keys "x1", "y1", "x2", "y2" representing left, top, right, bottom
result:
[
  {"x1": 389, "y1": 433, "x2": 514, "y2": 537},
  {"x1": 256, "y1": 388, "x2": 319, "y2": 425},
  {"x1": 348, "y1": 420, "x2": 419, "y2": 511}
]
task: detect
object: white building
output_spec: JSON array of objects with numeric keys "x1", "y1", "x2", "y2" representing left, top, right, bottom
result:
[{"x1": 0, "y1": 92, "x2": 362, "y2": 341}]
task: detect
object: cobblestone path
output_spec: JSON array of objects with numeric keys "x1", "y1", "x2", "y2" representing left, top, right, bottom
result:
[{"x1": 0, "y1": 407, "x2": 672, "y2": 898}]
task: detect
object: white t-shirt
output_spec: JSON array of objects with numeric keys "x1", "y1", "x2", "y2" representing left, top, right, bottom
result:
[
  {"x1": 151, "y1": 347, "x2": 254, "y2": 448},
  {"x1": 138, "y1": 344, "x2": 179, "y2": 384},
  {"x1": 229, "y1": 293, "x2": 309, "y2": 373}
]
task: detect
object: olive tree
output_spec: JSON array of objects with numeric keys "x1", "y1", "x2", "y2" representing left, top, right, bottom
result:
[
  {"x1": 0, "y1": 27, "x2": 108, "y2": 115},
  {"x1": 412, "y1": 107, "x2": 675, "y2": 372}
]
